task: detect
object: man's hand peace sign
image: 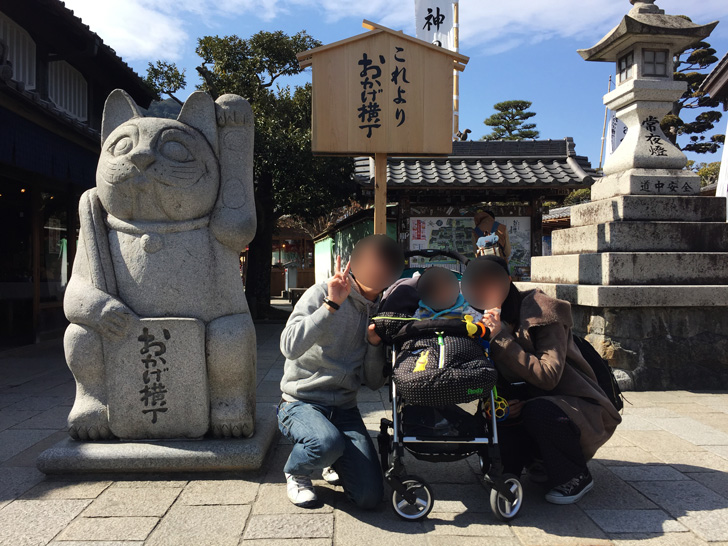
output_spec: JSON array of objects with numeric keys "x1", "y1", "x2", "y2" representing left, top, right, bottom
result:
[{"x1": 326, "y1": 256, "x2": 352, "y2": 308}]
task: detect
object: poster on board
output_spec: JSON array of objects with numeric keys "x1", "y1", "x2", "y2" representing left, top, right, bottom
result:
[{"x1": 409, "y1": 216, "x2": 532, "y2": 279}]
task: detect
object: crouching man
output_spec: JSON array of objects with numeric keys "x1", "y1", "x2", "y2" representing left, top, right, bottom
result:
[{"x1": 278, "y1": 235, "x2": 404, "y2": 509}]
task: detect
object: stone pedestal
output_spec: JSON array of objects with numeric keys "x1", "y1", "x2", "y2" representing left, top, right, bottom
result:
[
  {"x1": 544, "y1": 0, "x2": 727, "y2": 389},
  {"x1": 36, "y1": 404, "x2": 279, "y2": 475},
  {"x1": 522, "y1": 194, "x2": 728, "y2": 390}
]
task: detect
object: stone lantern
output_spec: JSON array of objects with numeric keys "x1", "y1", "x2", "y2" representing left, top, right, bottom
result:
[
  {"x1": 578, "y1": 0, "x2": 717, "y2": 198},
  {"x1": 524, "y1": 1, "x2": 728, "y2": 390}
]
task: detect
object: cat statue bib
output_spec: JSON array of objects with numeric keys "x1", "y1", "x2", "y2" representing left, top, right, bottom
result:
[{"x1": 63, "y1": 89, "x2": 257, "y2": 440}]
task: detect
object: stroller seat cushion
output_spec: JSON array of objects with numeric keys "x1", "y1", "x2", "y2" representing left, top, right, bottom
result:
[{"x1": 394, "y1": 329, "x2": 497, "y2": 406}]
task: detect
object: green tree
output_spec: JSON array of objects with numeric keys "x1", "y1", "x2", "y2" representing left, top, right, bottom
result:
[
  {"x1": 563, "y1": 188, "x2": 591, "y2": 206},
  {"x1": 661, "y1": 30, "x2": 725, "y2": 154},
  {"x1": 686, "y1": 160, "x2": 722, "y2": 187},
  {"x1": 145, "y1": 60, "x2": 186, "y2": 105},
  {"x1": 481, "y1": 100, "x2": 540, "y2": 141},
  {"x1": 146, "y1": 31, "x2": 356, "y2": 318}
]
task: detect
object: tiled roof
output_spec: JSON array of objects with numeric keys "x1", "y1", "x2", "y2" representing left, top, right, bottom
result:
[
  {"x1": 353, "y1": 138, "x2": 594, "y2": 190},
  {"x1": 701, "y1": 50, "x2": 728, "y2": 105},
  {"x1": 543, "y1": 205, "x2": 573, "y2": 220},
  {"x1": 0, "y1": 0, "x2": 157, "y2": 143},
  {"x1": 0, "y1": 77, "x2": 100, "y2": 143},
  {"x1": 1, "y1": 0, "x2": 155, "y2": 107}
]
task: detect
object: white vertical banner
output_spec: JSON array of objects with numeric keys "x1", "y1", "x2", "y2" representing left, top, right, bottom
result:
[
  {"x1": 717, "y1": 139, "x2": 728, "y2": 222},
  {"x1": 415, "y1": 0, "x2": 455, "y2": 50},
  {"x1": 606, "y1": 110, "x2": 628, "y2": 157}
]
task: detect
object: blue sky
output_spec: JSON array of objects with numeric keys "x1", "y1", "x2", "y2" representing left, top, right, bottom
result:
[{"x1": 65, "y1": 0, "x2": 728, "y2": 168}]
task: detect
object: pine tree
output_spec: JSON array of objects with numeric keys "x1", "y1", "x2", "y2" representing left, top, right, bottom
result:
[
  {"x1": 481, "y1": 100, "x2": 540, "y2": 141},
  {"x1": 661, "y1": 30, "x2": 725, "y2": 154},
  {"x1": 146, "y1": 31, "x2": 356, "y2": 318}
]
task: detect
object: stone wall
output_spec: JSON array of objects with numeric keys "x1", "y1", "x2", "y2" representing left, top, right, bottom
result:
[{"x1": 571, "y1": 305, "x2": 728, "y2": 390}]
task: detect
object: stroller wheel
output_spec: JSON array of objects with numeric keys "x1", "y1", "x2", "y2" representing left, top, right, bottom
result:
[
  {"x1": 391, "y1": 476, "x2": 434, "y2": 521},
  {"x1": 478, "y1": 454, "x2": 487, "y2": 474},
  {"x1": 489, "y1": 473, "x2": 523, "y2": 522}
]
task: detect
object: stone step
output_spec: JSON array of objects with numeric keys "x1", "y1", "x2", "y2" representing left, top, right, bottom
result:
[
  {"x1": 514, "y1": 282, "x2": 728, "y2": 308},
  {"x1": 530, "y1": 252, "x2": 728, "y2": 286},
  {"x1": 570, "y1": 195, "x2": 727, "y2": 227},
  {"x1": 551, "y1": 221, "x2": 728, "y2": 254},
  {"x1": 589, "y1": 168, "x2": 700, "y2": 201}
]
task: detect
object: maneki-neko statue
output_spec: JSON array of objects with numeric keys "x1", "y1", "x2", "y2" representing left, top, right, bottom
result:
[{"x1": 63, "y1": 89, "x2": 257, "y2": 441}]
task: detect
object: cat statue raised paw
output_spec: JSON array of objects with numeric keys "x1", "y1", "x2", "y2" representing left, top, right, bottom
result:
[{"x1": 63, "y1": 89, "x2": 257, "y2": 441}]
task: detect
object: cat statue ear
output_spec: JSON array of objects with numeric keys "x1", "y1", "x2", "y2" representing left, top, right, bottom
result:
[
  {"x1": 177, "y1": 92, "x2": 219, "y2": 156},
  {"x1": 101, "y1": 90, "x2": 220, "y2": 155},
  {"x1": 101, "y1": 89, "x2": 143, "y2": 145}
]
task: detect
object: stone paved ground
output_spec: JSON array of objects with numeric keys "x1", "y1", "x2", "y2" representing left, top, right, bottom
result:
[{"x1": 1, "y1": 322, "x2": 728, "y2": 545}]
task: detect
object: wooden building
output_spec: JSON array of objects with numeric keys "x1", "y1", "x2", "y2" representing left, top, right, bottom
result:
[
  {"x1": 0, "y1": 0, "x2": 155, "y2": 347},
  {"x1": 350, "y1": 138, "x2": 595, "y2": 280},
  {"x1": 269, "y1": 223, "x2": 316, "y2": 297},
  {"x1": 313, "y1": 207, "x2": 398, "y2": 284}
]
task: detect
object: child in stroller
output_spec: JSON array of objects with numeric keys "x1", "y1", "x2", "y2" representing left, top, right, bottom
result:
[
  {"x1": 371, "y1": 250, "x2": 525, "y2": 522},
  {"x1": 412, "y1": 266, "x2": 477, "y2": 320}
]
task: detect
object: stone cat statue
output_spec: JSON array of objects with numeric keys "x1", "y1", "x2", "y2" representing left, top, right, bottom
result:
[{"x1": 63, "y1": 89, "x2": 257, "y2": 441}]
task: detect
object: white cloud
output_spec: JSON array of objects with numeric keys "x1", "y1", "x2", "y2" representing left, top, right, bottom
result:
[
  {"x1": 63, "y1": 0, "x2": 190, "y2": 61},
  {"x1": 291, "y1": 0, "x2": 728, "y2": 55},
  {"x1": 63, "y1": 0, "x2": 282, "y2": 62},
  {"x1": 63, "y1": 0, "x2": 728, "y2": 64}
]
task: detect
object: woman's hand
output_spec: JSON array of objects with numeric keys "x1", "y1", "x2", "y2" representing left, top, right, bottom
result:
[
  {"x1": 483, "y1": 307, "x2": 502, "y2": 339},
  {"x1": 507, "y1": 399, "x2": 524, "y2": 419},
  {"x1": 326, "y1": 255, "x2": 351, "y2": 309},
  {"x1": 367, "y1": 323, "x2": 382, "y2": 346}
]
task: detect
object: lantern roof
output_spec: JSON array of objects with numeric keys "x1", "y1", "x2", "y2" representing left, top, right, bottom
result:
[{"x1": 577, "y1": 0, "x2": 718, "y2": 62}]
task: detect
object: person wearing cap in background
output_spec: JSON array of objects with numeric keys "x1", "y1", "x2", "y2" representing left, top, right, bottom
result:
[{"x1": 472, "y1": 210, "x2": 511, "y2": 262}]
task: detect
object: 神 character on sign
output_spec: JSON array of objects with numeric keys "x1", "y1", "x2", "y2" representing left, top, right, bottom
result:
[
  {"x1": 423, "y1": 6, "x2": 446, "y2": 31},
  {"x1": 63, "y1": 89, "x2": 257, "y2": 440}
]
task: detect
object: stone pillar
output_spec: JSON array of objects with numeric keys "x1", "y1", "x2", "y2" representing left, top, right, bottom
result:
[
  {"x1": 524, "y1": 193, "x2": 728, "y2": 389},
  {"x1": 520, "y1": 1, "x2": 727, "y2": 390}
]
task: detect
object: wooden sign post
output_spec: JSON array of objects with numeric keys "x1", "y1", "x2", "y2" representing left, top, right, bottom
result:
[
  {"x1": 297, "y1": 20, "x2": 468, "y2": 234},
  {"x1": 374, "y1": 152, "x2": 388, "y2": 234}
]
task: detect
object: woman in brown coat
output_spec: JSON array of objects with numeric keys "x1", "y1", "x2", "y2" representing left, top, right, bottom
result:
[{"x1": 462, "y1": 256, "x2": 621, "y2": 505}]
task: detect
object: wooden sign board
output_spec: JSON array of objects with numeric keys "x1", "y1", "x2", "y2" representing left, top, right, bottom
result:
[{"x1": 298, "y1": 21, "x2": 468, "y2": 156}]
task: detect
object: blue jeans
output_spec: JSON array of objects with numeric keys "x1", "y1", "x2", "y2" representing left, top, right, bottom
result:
[{"x1": 277, "y1": 399, "x2": 383, "y2": 509}]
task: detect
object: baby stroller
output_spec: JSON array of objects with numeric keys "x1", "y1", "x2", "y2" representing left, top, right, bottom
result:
[{"x1": 372, "y1": 249, "x2": 524, "y2": 522}]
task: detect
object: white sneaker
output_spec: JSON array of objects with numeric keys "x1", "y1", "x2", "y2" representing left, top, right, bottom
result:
[
  {"x1": 285, "y1": 473, "x2": 318, "y2": 507},
  {"x1": 322, "y1": 466, "x2": 342, "y2": 486}
]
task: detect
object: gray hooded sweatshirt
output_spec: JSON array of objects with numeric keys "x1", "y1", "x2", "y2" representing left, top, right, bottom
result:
[{"x1": 279, "y1": 279, "x2": 386, "y2": 408}]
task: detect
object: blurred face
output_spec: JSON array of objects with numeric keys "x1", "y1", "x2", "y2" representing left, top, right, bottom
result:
[
  {"x1": 351, "y1": 245, "x2": 399, "y2": 292},
  {"x1": 462, "y1": 267, "x2": 511, "y2": 311},
  {"x1": 420, "y1": 271, "x2": 460, "y2": 311}
]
